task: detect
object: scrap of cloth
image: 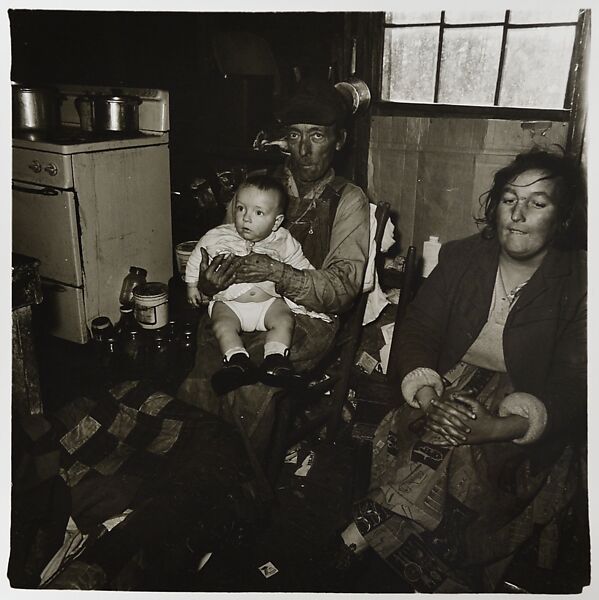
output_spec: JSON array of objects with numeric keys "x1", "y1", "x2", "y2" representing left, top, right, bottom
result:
[{"x1": 12, "y1": 380, "x2": 265, "y2": 588}]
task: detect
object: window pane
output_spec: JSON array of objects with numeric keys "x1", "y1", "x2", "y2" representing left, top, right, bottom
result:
[
  {"x1": 438, "y1": 26, "x2": 503, "y2": 105},
  {"x1": 385, "y1": 11, "x2": 440, "y2": 25},
  {"x1": 444, "y1": 9, "x2": 505, "y2": 24},
  {"x1": 509, "y1": 9, "x2": 580, "y2": 24},
  {"x1": 382, "y1": 26, "x2": 439, "y2": 103},
  {"x1": 500, "y1": 26, "x2": 576, "y2": 108}
]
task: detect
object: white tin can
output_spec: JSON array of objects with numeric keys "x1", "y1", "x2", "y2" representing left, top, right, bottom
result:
[{"x1": 133, "y1": 282, "x2": 169, "y2": 329}]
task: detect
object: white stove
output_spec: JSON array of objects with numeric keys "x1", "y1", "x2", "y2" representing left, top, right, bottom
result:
[{"x1": 12, "y1": 84, "x2": 173, "y2": 343}]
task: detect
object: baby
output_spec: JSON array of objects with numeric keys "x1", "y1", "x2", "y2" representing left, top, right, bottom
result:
[{"x1": 185, "y1": 174, "x2": 315, "y2": 395}]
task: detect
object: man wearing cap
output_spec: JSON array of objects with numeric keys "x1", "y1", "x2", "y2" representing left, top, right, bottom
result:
[{"x1": 177, "y1": 79, "x2": 370, "y2": 456}]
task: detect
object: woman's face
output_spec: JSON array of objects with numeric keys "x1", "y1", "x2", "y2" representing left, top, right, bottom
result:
[{"x1": 496, "y1": 168, "x2": 560, "y2": 262}]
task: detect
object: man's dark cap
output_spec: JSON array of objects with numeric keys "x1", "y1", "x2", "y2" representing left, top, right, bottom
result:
[{"x1": 276, "y1": 78, "x2": 350, "y2": 127}]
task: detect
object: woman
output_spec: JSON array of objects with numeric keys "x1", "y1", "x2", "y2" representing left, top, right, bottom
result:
[{"x1": 326, "y1": 150, "x2": 587, "y2": 592}]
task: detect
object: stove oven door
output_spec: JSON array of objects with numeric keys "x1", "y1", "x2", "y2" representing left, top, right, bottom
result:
[
  {"x1": 13, "y1": 182, "x2": 83, "y2": 285},
  {"x1": 13, "y1": 182, "x2": 88, "y2": 343}
]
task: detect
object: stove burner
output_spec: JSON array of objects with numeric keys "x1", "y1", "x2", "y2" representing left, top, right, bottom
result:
[{"x1": 12, "y1": 126, "x2": 149, "y2": 145}]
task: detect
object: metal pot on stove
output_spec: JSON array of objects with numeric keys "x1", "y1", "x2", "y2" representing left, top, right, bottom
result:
[
  {"x1": 75, "y1": 94, "x2": 142, "y2": 133},
  {"x1": 12, "y1": 85, "x2": 60, "y2": 131},
  {"x1": 92, "y1": 95, "x2": 142, "y2": 133}
]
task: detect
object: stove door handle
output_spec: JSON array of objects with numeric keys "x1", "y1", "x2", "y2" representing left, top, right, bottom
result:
[{"x1": 12, "y1": 183, "x2": 60, "y2": 196}]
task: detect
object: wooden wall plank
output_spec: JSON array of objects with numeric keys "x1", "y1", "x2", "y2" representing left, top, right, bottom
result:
[
  {"x1": 414, "y1": 151, "x2": 478, "y2": 254},
  {"x1": 367, "y1": 115, "x2": 569, "y2": 262}
]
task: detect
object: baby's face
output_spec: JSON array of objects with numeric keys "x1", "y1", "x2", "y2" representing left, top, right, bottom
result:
[{"x1": 233, "y1": 186, "x2": 283, "y2": 242}]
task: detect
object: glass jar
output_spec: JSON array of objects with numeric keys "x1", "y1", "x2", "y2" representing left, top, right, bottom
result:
[
  {"x1": 121, "y1": 329, "x2": 144, "y2": 379},
  {"x1": 179, "y1": 326, "x2": 196, "y2": 373},
  {"x1": 115, "y1": 305, "x2": 139, "y2": 336},
  {"x1": 119, "y1": 266, "x2": 147, "y2": 307},
  {"x1": 90, "y1": 316, "x2": 115, "y2": 342},
  {"x1": 148, "y1": 331, "x2": 171, "y2": 381}
]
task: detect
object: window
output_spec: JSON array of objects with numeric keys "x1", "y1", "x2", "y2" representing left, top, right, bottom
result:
[{"x1": 381, "y1": 9, "x2": 583, "y2": 113}]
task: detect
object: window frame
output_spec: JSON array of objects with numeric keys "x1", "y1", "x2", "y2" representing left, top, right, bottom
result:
[{"x1": 374, "y1": 9, "x2": 588, "y2": 122}]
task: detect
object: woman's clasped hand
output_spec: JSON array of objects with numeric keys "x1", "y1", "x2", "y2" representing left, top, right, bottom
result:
[{"x1": 424, "y1": 391, "x2": 528, "y2": 446}]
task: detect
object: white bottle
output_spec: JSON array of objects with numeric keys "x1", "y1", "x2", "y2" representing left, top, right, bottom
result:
[{"x1": 422, "y1": 236, "x2": 441, "y2": 277}]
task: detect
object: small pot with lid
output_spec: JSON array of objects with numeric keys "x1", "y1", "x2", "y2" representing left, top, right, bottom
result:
[{"x1": 93, "y1": 95, "x2": 142, "y2": 133}]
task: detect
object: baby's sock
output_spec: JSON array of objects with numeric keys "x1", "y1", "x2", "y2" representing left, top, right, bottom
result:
[
  {"x1": 224, "y1": 347, "x2": 249, "y2": 361},
  {"x1": 264, "y1": 341, "x2": 289, "y2": 358}
]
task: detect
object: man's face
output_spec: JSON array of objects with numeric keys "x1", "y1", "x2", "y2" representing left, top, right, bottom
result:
[{"x1": 285, "y1": 124, "x2": 346, "y2": 184}]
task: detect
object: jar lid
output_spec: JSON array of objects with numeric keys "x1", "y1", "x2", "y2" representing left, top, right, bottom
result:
[
  {"x1": 130, "y1": 266, "x2": 147, "y2": 276},
  {"x1": 133, "y1": 282, "x2": 168, "y2": 299},
  {"x1": 91, "y1": 316, "x2": 112, "y2": 330}
]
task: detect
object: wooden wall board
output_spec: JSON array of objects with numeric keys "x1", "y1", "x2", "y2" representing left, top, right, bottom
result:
[
  {"x1": 420, "y1": 118, "x2": 487, "y2": 154},
  {"x1": 414, "y1": 151, "x2": 478, "y2": 255},
  {"x1": 483, "y1": 120, "x2": 568, "y2": 155},
  {"x1": 368, "y1": 146, "x2": 419, "y2": 252},
  {"x1": 367, "y1": 115, "x2": 569, "y2": 260}
]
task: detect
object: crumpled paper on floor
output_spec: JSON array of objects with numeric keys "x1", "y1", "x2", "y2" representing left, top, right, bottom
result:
[{"x1": 294, "y1": 451, "x2": 315, "y2": 477}]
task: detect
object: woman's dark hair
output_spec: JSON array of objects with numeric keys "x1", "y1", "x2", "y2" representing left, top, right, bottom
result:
[
  {"x1": 477, "y1": 149, "x2": 587, "y2": 249},
  {"x1": 237, "y1": 173, "x2": 289, "y2": 215}
]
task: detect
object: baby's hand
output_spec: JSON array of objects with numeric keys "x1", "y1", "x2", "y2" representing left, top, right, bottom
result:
[{"x1": 186, "y1": 285, "x2": 202, "y2": 307}]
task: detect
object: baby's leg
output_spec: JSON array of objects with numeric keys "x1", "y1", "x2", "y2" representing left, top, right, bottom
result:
[
  {"x1": 210, "y1": 301, "x2": 257, "y2": 395},
  {"x1": 210, "y1": 301, "x2": 244, "y2": 357},
  {"x1": 263, "y1": 298, "x2": 295, "y2": 349},
  {"x1": 260, "y1": 298, "x2": 296, "y2": 385}
]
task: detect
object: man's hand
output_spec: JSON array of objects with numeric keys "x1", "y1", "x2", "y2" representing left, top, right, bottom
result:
[
  {"x1": 235, "y1": 252, "x2": 285, "y2": 284},
  {"x1": 198, "y1": 247, "x2": 239, "y2": 296}
]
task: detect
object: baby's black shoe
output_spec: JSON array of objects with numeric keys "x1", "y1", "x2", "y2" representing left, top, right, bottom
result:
[
  {"x1": 259, "y1": 353, "x2": 299, "y2": 388},
  {"x1": 211, "y1": 352, "x2": 258, "y2": 395}
]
